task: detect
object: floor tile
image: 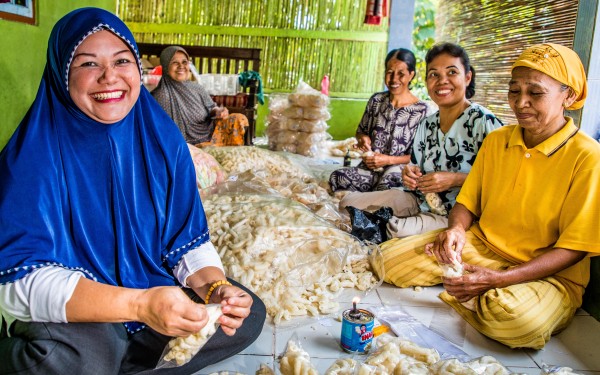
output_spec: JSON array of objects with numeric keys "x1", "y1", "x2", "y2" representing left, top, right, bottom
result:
[
  {"x1": 195, "y1": 354, "x2": 273, "y2": 375},
  {"x1": 239, "y1": 322, "x2": 274, "y2": 356},
  {"x1": 504, "y1": 366, "x2": 544, "y2": 375},
  {"x1": 528, "y1": 315, "x2": 600, "y2": 372},
  {"x1": 377, "y1": 282, "x2": 449, "y2": 308}
]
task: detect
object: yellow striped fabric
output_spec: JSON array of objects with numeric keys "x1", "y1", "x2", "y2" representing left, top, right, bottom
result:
[
  {"x1": 440, "y1": 278, "x2": 575, "y2": 349},
  {"x1": 381, "y1": 229, "x2": 507, "y2": 287},
  {"x1": 380, "y1": 229, "x2": 579, "y2": 349}
]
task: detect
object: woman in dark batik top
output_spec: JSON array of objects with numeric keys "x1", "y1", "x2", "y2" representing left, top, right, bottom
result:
[{"x1": 329, "y1": 48, "x2": 431, "y2": 192}]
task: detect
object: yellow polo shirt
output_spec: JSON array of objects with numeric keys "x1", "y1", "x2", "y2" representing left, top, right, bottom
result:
[{"x1": 457, "y1": 118, "x2": 600, "y2": 288}]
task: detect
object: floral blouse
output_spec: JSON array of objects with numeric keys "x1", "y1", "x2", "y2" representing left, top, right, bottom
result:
[
  {"x1": 357, "y1": 92, "x2": 430, "y2": 156},
  {"x1": 411, "y1": 103, "x2": 503, "y2": 213}
]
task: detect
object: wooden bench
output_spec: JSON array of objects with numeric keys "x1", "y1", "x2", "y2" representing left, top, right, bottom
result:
[{"x1": 137, "y1": 43, "x2": 261, "y2": 145}]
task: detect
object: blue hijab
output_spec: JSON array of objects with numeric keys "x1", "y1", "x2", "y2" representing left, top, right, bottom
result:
[{"x1": 0, "y1": 8, "x2": 210, "y2": 294}]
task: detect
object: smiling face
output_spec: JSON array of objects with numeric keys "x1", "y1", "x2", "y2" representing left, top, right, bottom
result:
[
  {"x1": 68, "y1": 30, "x2": 140, "y2": 124},
  {"x1": 167, "y1": 51, "x2": 191, "y2": 82},
  {"x1": 385, "y1": 58, "x2": 414, "y2": 97},
  {"x1": 426, "y1": 53, "x2": 472, "y2": 108},
  {"x1": 508, "y1": 66, "x2": 574, "y2": 137}
]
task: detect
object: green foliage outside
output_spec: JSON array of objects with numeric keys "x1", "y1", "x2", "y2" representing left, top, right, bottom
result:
[{"x1": 411, "y1": 0, "x2": 438, "y2": 100}]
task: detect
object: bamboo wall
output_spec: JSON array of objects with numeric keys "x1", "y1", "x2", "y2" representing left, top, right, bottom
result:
[
  {"x1": 435, "y1": 0, "x2": 579, "y2": 124},
  {"x1": 117, "y1": 0, "x2": 389, "y2": 97}
]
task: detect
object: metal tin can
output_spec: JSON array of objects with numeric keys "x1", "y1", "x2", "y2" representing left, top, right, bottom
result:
[{"x1": 340, "y1": 308, "x2": 374, "y2": 353}]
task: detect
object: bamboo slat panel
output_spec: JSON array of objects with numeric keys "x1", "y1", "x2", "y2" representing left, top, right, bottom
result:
[
  {"x1": 117, "y1": 0, "x2": 388, "y2": 96},
  {"x1": 435, "y1": 0, "x2": 579, "y2": 124}
]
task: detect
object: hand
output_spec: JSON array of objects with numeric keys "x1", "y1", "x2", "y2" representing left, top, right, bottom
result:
[
  {"x1": 214, "y1": 105, "x2": 229, "y2": 119},
  {"x1": 442, "y1": 263, "x2": 501, "y2": 302},
  {"x1": 362, "y1": 151, "x2": 387, "y2": 170},
  {"x1": 136, "y1": 286, "x2": 208, "y2": 337},
  {"x1": 416, "y1": 171, "x2": 456, "y2": 193},
  {"x1": 355, "y1": 134, "x2": 371, "y2": 152},
  {"x1": 425, "y1": 226, "x2": 466, "y2": 265},
  {"x1": 402, "y1": 165, "x2": 422, "y2": 190},
  {"x1": 211, "y1": 284, "x2": 253, "y2": 336}
]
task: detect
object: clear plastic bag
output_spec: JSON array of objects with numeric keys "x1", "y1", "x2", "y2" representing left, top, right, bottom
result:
[
  {"x1": 371, "y1": 305, "x2": 468, "y2": 359},
  {"x1": 540, "y1": 365, "x2": 584, "y2": 374},
  {"x1": 202, "y1": 192, "x2": 382, "y2": 325},
  {"x1": 265, "y1": 81, "x2": 331, "y2": 158},
  {"x1": 279, "y1": 334, "x2": 319, "y2": 375},
  {"x1": 155, "y1": 304, "x2": 223, "y2": 368},
  {"x1": 187, "y1": 143, "x2": 227, "y2": 190},
  {"x1": 203, "y1": 146, "x2": 313, "y2": 181},
  {"x1": 288, "y1": 81, "x2": 330, "y2": 108}
]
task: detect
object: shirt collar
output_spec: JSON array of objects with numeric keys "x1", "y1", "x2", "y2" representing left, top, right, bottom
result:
[{"x1": 507, "y1": 117, "x2": 578, "y2": 156}]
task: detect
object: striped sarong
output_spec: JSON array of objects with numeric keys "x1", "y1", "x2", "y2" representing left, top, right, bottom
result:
[{"x1": 381, "y1": 230, "x2": 578, "y2": 349}]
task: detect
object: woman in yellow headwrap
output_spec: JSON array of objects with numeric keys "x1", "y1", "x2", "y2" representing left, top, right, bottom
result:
[{"x1": 380, "y1": 43, "x2": 600, "y2": 349}]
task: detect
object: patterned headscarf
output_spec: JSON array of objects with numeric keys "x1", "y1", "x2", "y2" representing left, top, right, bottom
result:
[
  {"x1": 512, "y1": 43, "x2": 587, "y2": 110},
  {"x1": 0, "y1": 8, "x2": 210, "y2": 313},
  {"x1": 159, "y1": 45, "x2": 190, "y2": 73},
  {"x1": 152, "y1": 46, "x2": 216, "y2": 144}
]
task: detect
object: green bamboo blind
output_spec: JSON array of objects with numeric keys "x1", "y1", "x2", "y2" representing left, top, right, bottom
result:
[
  {"x1": 435, "y1": 0, "x2": 579, "y2": 124},
  {"x1": 117, "y1": 0, "x2": 389, "y2": 97}
]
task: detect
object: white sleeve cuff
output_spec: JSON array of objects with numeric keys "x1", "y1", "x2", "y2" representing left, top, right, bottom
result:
[
  {"x1": 173, "y1": 241, "x2": 224, "y2": 287},
  {"x1": 0, "y1": 266, "x2": 84, "y2": 326}
]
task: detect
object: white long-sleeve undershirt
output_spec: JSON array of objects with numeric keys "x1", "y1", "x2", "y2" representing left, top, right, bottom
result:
[{"x1": 0, "y1": 241, "x2": 223, "y2": 334}]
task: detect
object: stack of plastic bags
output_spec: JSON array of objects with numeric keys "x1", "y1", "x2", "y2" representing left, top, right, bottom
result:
[{"x1": 266, "y1": 81, "x2": 331, "y2": 157}]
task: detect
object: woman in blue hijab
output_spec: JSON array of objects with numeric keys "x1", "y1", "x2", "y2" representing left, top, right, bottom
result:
[{"x1": 0, "y1": 7, "x2": 265, "y2": 374}]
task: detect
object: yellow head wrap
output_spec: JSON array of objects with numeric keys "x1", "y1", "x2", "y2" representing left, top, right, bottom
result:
[{"x1": 511, "y1": 43, "x2": 587, "y2": 110}]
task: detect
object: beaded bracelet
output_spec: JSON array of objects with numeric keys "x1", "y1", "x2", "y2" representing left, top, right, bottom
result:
[{"x1": 205, "y1": 280, "x2": 232, "y2": 303}]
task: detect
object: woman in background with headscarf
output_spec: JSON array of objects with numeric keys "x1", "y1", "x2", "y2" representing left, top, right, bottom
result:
[
  {"x1": 380, "y1": 43, "x2": 600, "y2": 349},
  {"x1": 0, "y1": 8, "x2": 264, "y2": 373},
  {"x1": 152, "y1": 46, "x2": 248, "y2": 146}
]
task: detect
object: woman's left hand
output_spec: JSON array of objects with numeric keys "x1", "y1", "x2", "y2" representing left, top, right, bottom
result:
[
  {"x1": 442, "y1": 263, "x2": 501, "y2": 302},
  {"x1": 416, "y1": 171, "x2": 458, "y2": 193},
  {"x1": 211, "y1": 284, "x2": 253, "y2": 336}
]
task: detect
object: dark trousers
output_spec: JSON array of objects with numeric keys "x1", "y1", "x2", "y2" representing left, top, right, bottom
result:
[{"x1": 0, "y1": 280, "x2": 266, "y2": 375}]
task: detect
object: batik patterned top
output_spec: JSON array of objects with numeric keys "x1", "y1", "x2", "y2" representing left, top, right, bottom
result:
[
  {"x1": 411, "y1": 103, "x2": 503, "y2": 213},
  {"x1": 357, "y1": 92, "x2": 430, "y2": 156}
]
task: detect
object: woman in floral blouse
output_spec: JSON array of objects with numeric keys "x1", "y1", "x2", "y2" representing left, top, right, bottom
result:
[
  {"x1": 341, "y1": 42, "x2": 503, "y2": 240},
  {"x1": 329, "y1": 48, "x2": 431, "y2": 192}
]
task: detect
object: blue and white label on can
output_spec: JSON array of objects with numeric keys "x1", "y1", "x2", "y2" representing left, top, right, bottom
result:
[{"x1": 340, "y1": 308, "x2": 374, "y2": 353}]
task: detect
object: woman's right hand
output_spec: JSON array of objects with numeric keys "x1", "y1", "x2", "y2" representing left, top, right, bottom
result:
[
  {"x1": 402, "y1": 164, "x2": 422, "y2": 190},
  {"x1": 213, "y1": 105, "x2": 228, "y2": 119},
  {"x1": 425, "y1": 225, "x2": 466, "y2": 265},
  {"x1": 355, "y1": 134, "x2": 371, "y2": 152},
  {"x1": 136, "y1": 286, "x2": 209, "y2": 337}
]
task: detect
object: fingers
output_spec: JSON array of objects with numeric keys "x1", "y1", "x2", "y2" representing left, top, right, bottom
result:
[
  {"x1": 164, "y1": 301, "x2": 210, "y2": 336},
  {"x1": 429, "y1": 230, "x2": 464, "y2": 265},
  {"x1": 404, "y1": 165, "x2": 421, "y2": 178},
  {"x1": 221, "y1": 326, "x2": 237, "y2": 336},
  {"x1": 218, "y1": 295, "x2": 252, "y2": 336},
  {"x1": 415, "y1": 175, "x2": 437, "y2": 193},
  {"x1": 424, "y1": 243, "x2": 434, "y2": 256},
  {"x1": 138, "y1": 287, "x2": 215, "y2": 337},
  {"x1": 462, "y1": 263, "x2": 476, "y2": 273}
]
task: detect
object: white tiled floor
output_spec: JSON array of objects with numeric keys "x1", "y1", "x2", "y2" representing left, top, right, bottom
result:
[{"x1": 200, "y1": 283, "x2": 600, "y2": 375}]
